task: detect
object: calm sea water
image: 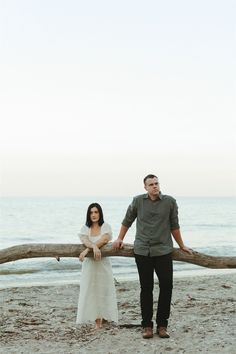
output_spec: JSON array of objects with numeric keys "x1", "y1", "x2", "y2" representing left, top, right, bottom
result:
[{"x1": 0, "y1": 196, "x2": 235, "y2": 288}]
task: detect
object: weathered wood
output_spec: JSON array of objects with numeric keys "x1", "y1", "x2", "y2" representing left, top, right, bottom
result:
[{"x1": 0, "y1": 243, "x2": 235, "y2": 269}]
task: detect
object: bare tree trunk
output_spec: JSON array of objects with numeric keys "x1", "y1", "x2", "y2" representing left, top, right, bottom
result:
[{"x1": 0, "y1": 243, "x2": 235, "y2": 269}]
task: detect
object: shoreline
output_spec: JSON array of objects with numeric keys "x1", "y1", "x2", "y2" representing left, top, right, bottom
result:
[
  {"x1": 1, "y1": 267, "x2": 236, "y2": 290},
  {"x1": 1, "y1": 273, "x2": 236, "y2": 353}
]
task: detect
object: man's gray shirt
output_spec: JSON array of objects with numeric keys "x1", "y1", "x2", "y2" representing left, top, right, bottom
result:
[{"x1": 122, "y1": 192, "x2": 180, "y2": 256}]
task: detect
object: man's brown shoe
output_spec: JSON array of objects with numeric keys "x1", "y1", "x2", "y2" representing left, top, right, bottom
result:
[
  {"x1": 157, "y1": 326, "x2": 170, "y2": 338},
  {"x1": 142, "y1": 327, "x2": 153, "y2": 339}
]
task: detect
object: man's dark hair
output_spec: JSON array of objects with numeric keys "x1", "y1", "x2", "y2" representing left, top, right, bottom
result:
[
  {"x1": 85, "y1": 202, "x2": 104, "y2": 227},
  {"x1": 143, "y1": 174, "x2": 158, "y2": 185}
]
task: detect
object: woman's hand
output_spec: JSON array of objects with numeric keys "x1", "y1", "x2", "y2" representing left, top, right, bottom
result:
[
  {"x1": 79, "y1": 248, "x2": 89, "y2": 262},
  {"x1": 92, "y1": 244, "x2": 101, "y2": 261}
]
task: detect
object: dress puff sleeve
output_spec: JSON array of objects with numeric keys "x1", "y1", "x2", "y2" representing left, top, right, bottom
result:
[
  {"x1": 78, "y1": 225, "x2": 89, "y2": 242},
  {"x1": 101, "y1": 222, "x2": 112, "y2": 241}
]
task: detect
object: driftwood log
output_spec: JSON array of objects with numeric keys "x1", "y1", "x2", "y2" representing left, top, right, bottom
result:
[{"x1": 0, "y1": 243, "x2": 235, "y2": 269}]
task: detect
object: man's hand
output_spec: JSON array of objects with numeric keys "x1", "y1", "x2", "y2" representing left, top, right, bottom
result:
[
  {"x1": 181, "y1": 246, "x2": 193, "y2": 255},
  {"x1": 112, "y1": 239, "x2": 124, "y2": 250}
]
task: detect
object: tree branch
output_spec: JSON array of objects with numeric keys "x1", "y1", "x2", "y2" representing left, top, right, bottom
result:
[{"x1": 0, "y1": 243, "x2": 235, "y2": 269}]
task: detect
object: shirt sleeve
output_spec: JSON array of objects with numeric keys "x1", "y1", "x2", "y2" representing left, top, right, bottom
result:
[
  {"x1": 170, "y1": 199, "x2": 180, "y2": 230},
  {"x1": 122, "y1": 197, "x2": 138, "y2": 228},
  {"x1": 78, "y1": 225, "x2": 89, "y2": 242},
  {"x1": 101, "y1": 222, "x2": 112, "y2": 241}
]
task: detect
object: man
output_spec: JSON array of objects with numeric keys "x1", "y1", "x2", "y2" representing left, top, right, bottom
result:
[{"x1": 113, "y1": 174, "x2": 192, "y2": 339}]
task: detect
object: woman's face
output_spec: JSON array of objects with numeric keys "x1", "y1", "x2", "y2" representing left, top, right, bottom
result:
[{"x1": 90, "y1": 207, "x2": 100, "y2": 223}]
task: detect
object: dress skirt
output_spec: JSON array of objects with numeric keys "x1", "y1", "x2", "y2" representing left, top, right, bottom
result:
[{"x1": 76, "y1": 257, "x2": 118, "y2": 324}]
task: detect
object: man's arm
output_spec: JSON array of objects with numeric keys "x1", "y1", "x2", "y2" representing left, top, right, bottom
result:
[
  {"x1": 112, "y1": 224, "x2": 129, "y2": 249},
  {"x1": 113, "y1": 198, "x2": 137, "y2": 250},
  {"x1": 171, "y1": 229, "x2": 192, "y2": 254}
]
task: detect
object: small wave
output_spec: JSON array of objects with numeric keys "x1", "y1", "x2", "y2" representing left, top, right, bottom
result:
[
  {"x1": 185, "y1": 223, "x2": 236, "y2": 228},
  {"x1": 0, "y1": 268, "x2": 41, "y2": 275},
  {"x1": 0, "y1": 259, "x2": 82, "y2": 276}
]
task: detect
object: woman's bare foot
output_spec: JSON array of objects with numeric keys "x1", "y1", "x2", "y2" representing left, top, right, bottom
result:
[{"x1": 95, "y1": 318, "x2": 102, "y2": 329}]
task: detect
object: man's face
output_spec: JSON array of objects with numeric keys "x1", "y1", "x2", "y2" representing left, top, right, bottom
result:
[{"x1": 144, "y1": 177, "x2": 160, "y2": 197}]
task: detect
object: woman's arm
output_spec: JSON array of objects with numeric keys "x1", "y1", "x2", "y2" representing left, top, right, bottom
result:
[
  {"x1": 80, "y1": 235, "x2": 101, "y2": 260},
  {"x1": 79, "y1": 247, "x2": 89, "y2": 262},
  {"x1": 90, "y1": 233, "x2": 110, "y2": 261},
  {"x1": 80, "y1": 235, "x2": 95, "y2": 249},
  {"x1": 94, "y1": 233, "x2": 110, "y2": 248},
  {"x1": 80, "y1": 233, "x2": 110, "y2": 260}
]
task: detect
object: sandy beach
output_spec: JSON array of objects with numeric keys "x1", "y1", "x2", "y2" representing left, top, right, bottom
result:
[{"x1": 0, "y1": 273, "x2": 235, "y2": 354}]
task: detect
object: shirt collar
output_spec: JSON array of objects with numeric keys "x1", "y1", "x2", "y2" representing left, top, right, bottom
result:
[{"x1": 144, "y1": 191, "x2": 162, "y2": 200}]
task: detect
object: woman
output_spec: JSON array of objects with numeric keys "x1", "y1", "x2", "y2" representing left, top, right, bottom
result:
[{"x1": 76, "y1": 203, "x2": 118, "y2": 328}]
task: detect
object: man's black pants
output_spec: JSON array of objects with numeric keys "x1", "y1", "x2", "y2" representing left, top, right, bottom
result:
[{"x1": 135, "y1": 253, "x2": 173, "y2": 328}]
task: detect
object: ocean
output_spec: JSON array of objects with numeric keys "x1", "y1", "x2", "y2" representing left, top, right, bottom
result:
[{"x1": 0, "y1": 196, "x2": 235, "y2": 288}]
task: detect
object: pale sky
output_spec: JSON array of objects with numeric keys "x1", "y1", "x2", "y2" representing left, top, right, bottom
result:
[{"x1": 0, "y1": 0, "x2": 235, "y2": 197}]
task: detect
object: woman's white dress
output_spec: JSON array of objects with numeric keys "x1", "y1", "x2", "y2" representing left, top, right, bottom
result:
[{"x1": 76, "y1": 222, "x2": 118, "y2": 324}]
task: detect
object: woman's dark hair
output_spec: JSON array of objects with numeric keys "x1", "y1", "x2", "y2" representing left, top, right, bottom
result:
[{"x1": 85, "y1": 202, "x2": 104, "y2": 227}]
